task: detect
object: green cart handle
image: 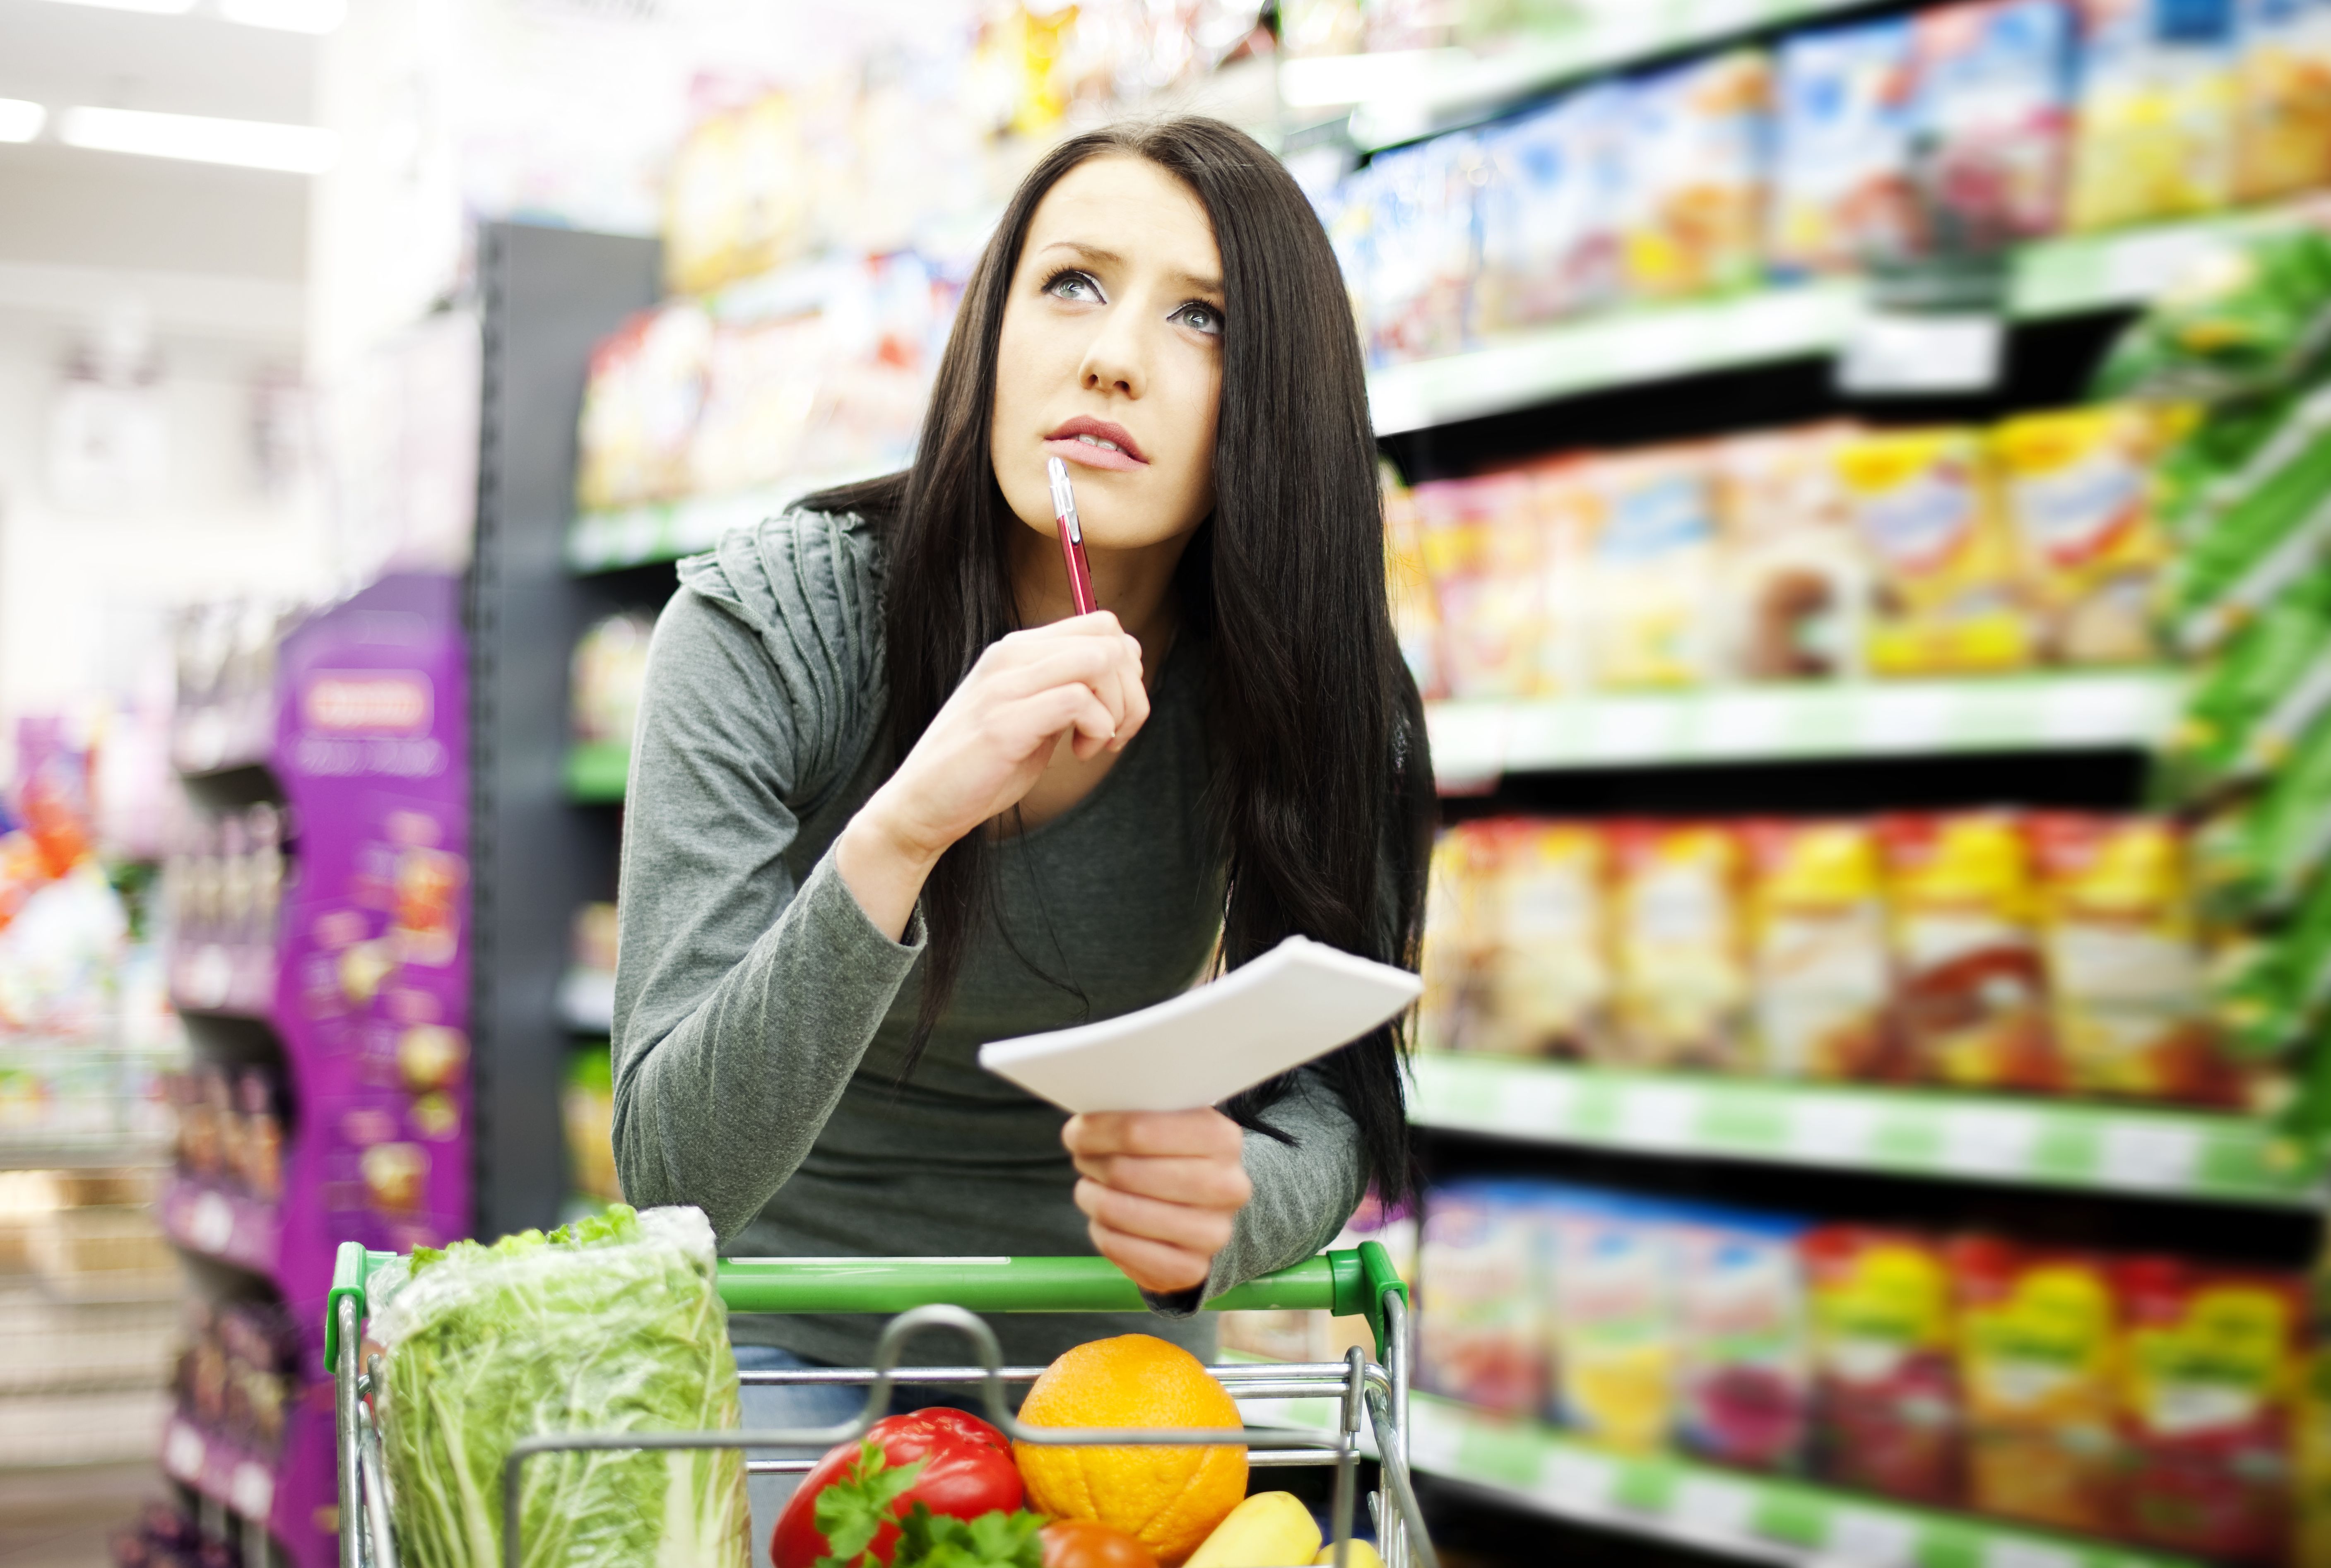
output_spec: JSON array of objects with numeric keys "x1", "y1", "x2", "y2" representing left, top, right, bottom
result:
[{"x1": 327, "y1": 1240, "x2": 1407, "y2": 1370}]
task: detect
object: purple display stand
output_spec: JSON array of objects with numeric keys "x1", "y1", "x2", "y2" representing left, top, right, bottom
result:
[{"x1": 166, "y1": 573, "x2": 471, "y2": 1568}]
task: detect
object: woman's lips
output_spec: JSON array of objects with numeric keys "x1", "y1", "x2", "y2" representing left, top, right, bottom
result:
[{"x1": 1044, "y1": 435, "x2": 1146, "y2": 473}]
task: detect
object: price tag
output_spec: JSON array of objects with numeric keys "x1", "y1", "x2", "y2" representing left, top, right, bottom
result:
[
  {"x1": 231, "y1": 1461, "x2": 275, "y2": 1520},
  {"x1": 164, "y1": 1420, "x2": 206, "y2": 1483},
  {"x1": 1980, "y1": 1539, "x2": 2078, "y2": 1568},
  {"x1": 1619, "y1": 1085, "x2": 1700, "y2": 1148},
  {"x1": 2098, "y1": 1121, "x2": 2202, "y2": 1190},
  {"x1": 1823, "y1": 1506, "x2": 1917, "y2": 1568},
  {"x1": 1543, "y1": 1449, "x2": 1619, "y2": 1513},
  {"x1": 1788, "y1": 1097, "x2": 1881, "y2": 1163},
  {"x1": 1672, "y1": 1476, "x2": 1756, "y2": 1538},
  {"x1": 1837, "y1": 310, "x2": 2004, "y2": 395},
  {"x1": 190, "y1": 1191, "x2": 237, "y2": 1255},
  {"x1": 1940, "y1": 1108, "x2": 2041, "y2": 1175}
]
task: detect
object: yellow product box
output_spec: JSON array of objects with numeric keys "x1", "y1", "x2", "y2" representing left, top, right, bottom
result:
[
  {"x1": 1609, "y1": 821, "x2": 1752, "y2": 1070},
  {"x1": 1837, "y1": 428, "x2": 2036, "y2": 676},
  {"x1": 1487, "y1": 820, "x2": 1613, "y2": 1060},
  {"x1": 1993, "y1": 405, "x2": 2170, "y2": 665},
  {"x1": 1743, "y1": 819, "x2": 1897, "y2": 1082},
  {"x1": 2235, "y1": 0, "x2": 2331, "y2": 202},
  {"x1": 1580, "y1": 447, "x2": 1723, "y2": 690}
]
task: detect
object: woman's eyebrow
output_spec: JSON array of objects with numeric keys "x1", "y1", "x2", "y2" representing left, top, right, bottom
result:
[{"x1": 1038, "y1": 239, "x2": 1221, "y2": 297}]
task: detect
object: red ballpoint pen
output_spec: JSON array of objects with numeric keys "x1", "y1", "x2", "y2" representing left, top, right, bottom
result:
[{"x1": 1046, "y1": 456, "x2": 1099, "y2": 617}]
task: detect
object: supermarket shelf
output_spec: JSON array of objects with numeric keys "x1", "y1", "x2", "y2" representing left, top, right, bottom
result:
[
  {"x1": 1367, "y1": 201, "x2": 2331, "y2": 433},
  {"x1": 1411, "y1": 1054, "x2": 2319, "y2": 1206},
  {"x1": 161, "y1": 1412, "x2": 277, "y2": 1522},
  {"x1": 1296, "y1": 1, "x2": 1866, "y2": 149},
  {"x1": 1423, "y1": 670, "x2": 2179, "y2": 780},
  {"x1": 0, "y1": 1140, "x2": 170, "y2": 1172},
  {"x1": 158, "y1": 1174, "x2": 281, "y2": 1280},
  {"x1": 168, "y1": 942, "x2": 277, "y2": 1018},
  {"x1": 1403, "y1": 1395, "x2": 2192, "y2": 1568},
  {"x1": 558, "y1": 965, "x2": 615, "y2": 1034},
  {"x1": 566, "y1": 459, "x2": 895, "y2": 572},
  {"x1": 565, "y1": 740, "x2": 630, "y2": 803}
]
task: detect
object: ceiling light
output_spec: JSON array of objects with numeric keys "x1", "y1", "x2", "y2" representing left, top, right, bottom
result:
[
  {"x1": 60, "y1": 107, "x2": 338, "y2": 173},
  {"x1": 219, "y1": 0, "x2": 345, "y2": 33},
  {"x1": 0, "y1": 101, "x2": 46, "y2": 144},
  {"x1": 35, "y1": 0, "x2": 197, "y2": 12}
]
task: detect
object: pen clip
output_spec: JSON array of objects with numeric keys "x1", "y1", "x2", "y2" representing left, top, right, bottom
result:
[{"x1": 1046, "y1": 457, "x2": 1083, "y2": 545}]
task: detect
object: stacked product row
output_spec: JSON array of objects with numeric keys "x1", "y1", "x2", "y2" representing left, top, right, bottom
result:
[
  {"x1": 1418, "y1": 1177, "x2": 2307, "y2": 1563},
  {"x1": 112, "y1": 1499, "x2": 258, "y2": 1568},
  {"x1": 1329, "y1": 0, "x2": 2331, "y2": 365},
  {"x1": 170, "y1": 1296, "x2": 300, "y2": 1465},
  {"x1": 163, "y1": 806, "x2": 290, "y2": 963},
  {"x1": 166, "y1": 1063, "x2": 285, "y2": 1206},
  {"x1": 1423, "y1": 810, "x2": 2237, "y2": 1104},
  {"x1": 1388, "y1": 402, "x2": 2174, "y2": 697}
]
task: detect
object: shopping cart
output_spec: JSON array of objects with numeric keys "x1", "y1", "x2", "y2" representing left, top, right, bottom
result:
[{"x1": 326, "y1": 1240, "x2": 1436, "y2": 1568}]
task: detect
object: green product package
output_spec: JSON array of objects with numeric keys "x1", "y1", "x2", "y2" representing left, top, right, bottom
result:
[
  {"x1": 2191, "y1": 708, "x2": 2331, "y2": 928},
  {"x1": 2165, "y1": 386, "x2": 2331, "y2": 655},
  {"x1": 2092, "y1": 228, "x2": 2331, "y2": 402},
  {"x1": 2158, "y1": 569, "x2": 2331, "y2": 804},
  {"x1": 2208, "y1": 873, "x2": 2331, "y2": 1063},
  {"x1": 373, "y1": 1204, "x2": 751, "y2": 1568}
]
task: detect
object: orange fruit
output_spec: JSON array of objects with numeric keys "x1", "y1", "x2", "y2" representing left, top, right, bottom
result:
[{"x1": 1014, "y1": 1335, "x2": 1247, "y2": 1566}]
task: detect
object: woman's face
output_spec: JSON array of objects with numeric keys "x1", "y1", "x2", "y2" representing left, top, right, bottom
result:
[{"x1": 990, "y1": 154, "x2": 1225, "y2": 558}]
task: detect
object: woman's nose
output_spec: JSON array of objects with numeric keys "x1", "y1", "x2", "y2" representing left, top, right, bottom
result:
[{"x1": 1077, "y1": 310, "x2": 1148, "y2": 399}]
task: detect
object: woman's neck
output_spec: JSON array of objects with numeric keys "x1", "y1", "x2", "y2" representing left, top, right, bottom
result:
[{"x1": 1008, "y1": 523, "x2": 1193, "y2": 673}]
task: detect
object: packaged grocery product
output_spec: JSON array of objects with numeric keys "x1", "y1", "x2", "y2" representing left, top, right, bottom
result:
[
  {"x1": 2160, "y1": 559, "x2": 2331, "y2": 808},
  {"x1": 1608, "y1": 821, "x2": 1752, "y2": 1070},
  {"x1": 2207, "y1": 865, "x2": 2331, "y2": 1066},
  {"x1": 573, "y1": 303, "x2": 712, "y2": 512},
  {"x1": 1743, "y1": 819, "x2": 1899, "y2": 1082},
  {"x1": 1715, "y1": 423, "x2": 1871, "y2": 681},
  {"x1": 2092, "y1": 228, "x2": 2331, "y2": 401},
  {"x1": 1527, "y1": 457, "x2": 1596, "y2": 694},
  {"x1": 2028, "y1": 813, "x2": 2232, "y2": 1103},
  {"x1": 1474, "y1": 84, "x2": 1627, "y2": 331},
  {"x1": 2190, "y1": 707, "x2": 2331, "y2": 923},
  {"x1": 571, "y1": 612, "x2": 655, "y2": 748},
  {"x1": 1417, "y1": 1183, "x2": 1546, "y2": 1416},
  {"x1": 1951, "y1": 1236, "x2": 2121, "y2": 1532},
  {"x1": 1992, "y1": 404, "x2": 2170, "y2": 665},
  {"x1": 2115, "y1": 1258, "x2": 2302, "y2": 1562},
  {"x1": 1383, "y1": 467, "x2": 1445, "y2": 700},
  {"x1": 2234, "y1": 0, "x2": 2331, "y2": 201},
  {"x1": 1911, "y1": 0, "x2": 2076, "y2": 250},
  {"x1": 686, "y1": 311, "x2": 830, "y2": 498},
  {"x1": 1672, "y1": 1207, "x2": 1813, "y2": 1473},
  {"x1": 563, "y1": 1046, "x2": 620, "y2": 1206},
  {"x1": 1836, "y1": 428, "x2": 2036, "y2": 676},
  {"x1": 1485, "y1": 820, "x2": 1613, "y2": 1060},
  {"x1": 2068, "y1": 0, "x2": 2239, "y2": 232},
  {"x1": 1411, "y1": 471, "x2": 1545, "y2": 700},
  {"x1": 1363, "y1": 134, "x2": 1480, "y2": 366},
  {"x1": 1616, "y1": 52, "x2": 1773, "y2": 301},
  {"x1": 1804, "y1": 1226, "x2": 1964, "y2": 1505},
  {"x1": 1546, "y1": 1192, "x2": 1676, "y2": 1452},
  {"x1": 1418, "y1": 823, "x2": 1500, "y2": 1053},
  {"x1": 662, "y1": 91, "x2": 816, "y2": 296},
  {"x1": 1881, "y1": 812, "x2": 2060, "y2": 1092},
  {"x1": 2164, "y1": 381, "x2": 2331, "y2": 656},
  {"x1": 1768, "y1": 19, "x2": 1922, "y2": 276},
  {"x1": 1580, "y1": 446, "x2": 1722, "y2": 690}
]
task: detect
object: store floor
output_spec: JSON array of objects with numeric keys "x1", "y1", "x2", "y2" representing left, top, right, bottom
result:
[{"x1": 0, "y1": 1461, "x2": 157, "y2": 1566}]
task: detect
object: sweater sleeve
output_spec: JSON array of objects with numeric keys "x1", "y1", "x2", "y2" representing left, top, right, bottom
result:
[{"x1": 610, "y1": 515, "x2": 923, "y2": 1243}]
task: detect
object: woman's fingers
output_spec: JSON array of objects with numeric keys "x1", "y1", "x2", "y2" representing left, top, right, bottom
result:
[
  {"x1": 1070, "y1": 1152, "x2": 1253, "y2": 1209},
  {"x1": 1074, "y1": 1178, "x2": 1238, "y2": 1257},
  {"x1": 1085, "y1": 1224, "x2": 1211, "y2": 1294},
  {"x1": 1065, "y1": 1109, "x2": 1245, "y2": 1161}
]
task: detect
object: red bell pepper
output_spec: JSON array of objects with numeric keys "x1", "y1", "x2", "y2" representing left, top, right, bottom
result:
[{"x1": 771, "y1": 1408, "x2": 1026, "y2": 1568}]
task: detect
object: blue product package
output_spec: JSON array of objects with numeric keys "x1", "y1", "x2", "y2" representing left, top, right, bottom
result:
[
  {"x1": 1415, "y1": 1179, "x2": 1548, "y2": 1415},
  {"x1": 1617, "y1": 50, "x2": 1775, "y2": 300},
  {"x1": 1474, "y1": 82, "x2": 1628, "y2": 331},
  {"x1": 1542, "y1": 1187, "x2": 1682, "y2": 1447},
  {"x1": 1668, "y1": 1203, "x2": 1815, "y2": 1473},
  {"x1": 1912, "y1": 0, "x2": 2078, "y2": 250},
  {"x1": 1362, "y1": 132, "x2": 1481, "y2": 366},
  {"x1": 1770, "y1": 17, "x2": 1922, "y2": 275}
]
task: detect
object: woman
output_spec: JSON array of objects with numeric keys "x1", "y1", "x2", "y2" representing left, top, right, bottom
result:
[{"x1": 612, "y1": 115, "x2": 1433, "y2": 1533}]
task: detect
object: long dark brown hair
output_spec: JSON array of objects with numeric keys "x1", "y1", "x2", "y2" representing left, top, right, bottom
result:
[{"x1": 807, "y1": 117, "x2": 1434, "y2": 1203}]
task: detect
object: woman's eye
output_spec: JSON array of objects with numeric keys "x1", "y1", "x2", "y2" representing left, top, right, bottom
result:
[
  {"x1": 1045, "y1": 271, "x2": 1102, "y2": 303},
  {"x1": 1175, "y1": 302, "x2": 1223, "y2": 337}
]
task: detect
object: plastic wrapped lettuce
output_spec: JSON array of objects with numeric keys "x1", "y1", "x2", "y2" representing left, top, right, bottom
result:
[{"x1": 372, "y1": 1204, "x2": 750, "y2": 1568}]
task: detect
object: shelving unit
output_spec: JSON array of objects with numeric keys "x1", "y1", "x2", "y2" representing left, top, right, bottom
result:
[{"x1": 563, "y1": 739, "x2": 631, "y2": 803}]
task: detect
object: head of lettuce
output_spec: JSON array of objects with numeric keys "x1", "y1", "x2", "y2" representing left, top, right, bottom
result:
[{"x1": 371, "y1": 1204, "x2": 751, "y2": 1568}]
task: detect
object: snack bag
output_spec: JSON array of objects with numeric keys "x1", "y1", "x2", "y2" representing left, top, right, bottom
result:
[
  {"x1": 1743, "y1": 819, "x2": 1899, "y2": 1082},
  {"x1": 2068, "y1": 0, "x2": 2240, "y2": 232},
  {"x1": 1547, "y1": 1192, "x2": 1676, "y2": 1453},
  {"x1": 1383, "y1": 468, "x2": 1446, "y2": 700},
  {"x1": 1881, "y1": 812, "x2": 2060, "y2": 1092},
  {"x1": 1911, "y1": 0, "x2": 2077, "y2": 251},
  {"x1": 1418, "y1": 823, "x2": 1501, "y2": 1054},
  {"x1": 1673, "y1": 1207, "x2": 1813, "y2": 1473},
  {"x1": 2028, "y1": 813, "x2": 2233, "y2": 1103},
  {"x1": 2234, "y1": 0, "x2": 2331, "y2": 202},
  {"x1": 1474, "y1": 84, "x2": 1627, "y2": 330},
  {"x1": 2115, "y1": 1258, "x2": 2303, "y2": 1562},
  {"x1": 686, "y1": 312, "x2": 828, "y2": 498},
  {"x1": 2160, "y1": 567, "x2": 2331, "y2": 807},
  {"x1": 2092, "y1": 229, "x2": 2331, "y2": 401},
  {"x1": 2207, "y1": 865, "x2": 2331, "y2": 1068},
  {"x1": 1364, "y1": 133, "x2": 1480, "y2": 366},
  {"x1": 1769, "y1": 19, "x2": 1923, "y2": 275},
  {"x1": 1417, "y1": 1183, "x2": 1547, "y2": 1416},
  {"x1": 1951, "y1": 1236, "x2": 2121, "y2": 1532},
  {"x1": 1608, "y1": 821, "x2": 1753, "y2": 1070},
  {"x1": 1412, "y1": 471, "x2": 1543, "y2": 700},
  {"x1": 1580, "y1": 447, "x2": 1722, "y2": 690},
  {"x1": 1805, "y1": 1227, "x2": 1964, "y2": 1505},
  {"x1": 1527, "y1": 457, "x2": 1597, "y2": 695},
  {"x1": 2165, "y1": 381, "x2": 2331, "y2": 657},
  {"x1": 1617, "y1": 52, "x2": 1773, "y2": 301},
  {"x1": 1485, "y1": 820, "x2": 1613, "y2": 1060},
  {"x1": 2191, "y1": 708, "x2": 2331, "y2": 924},
  {"x1": 1837, "y1": 428, "x2": 2036, "y2": 676},
  {"x1": 574, "y1": 303, "x2": 712, "y2": 512},
  {"x1": 1715, "y1": 423, "x2": 1871, "y2": 681},
  {"x1": 1993, "y1": 404, "x2": 2171, "y2": 665}
]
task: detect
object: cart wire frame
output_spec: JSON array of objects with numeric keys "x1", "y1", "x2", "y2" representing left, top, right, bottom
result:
[{"x1": 328, "y1": 1241, "x2": 1435, "y2": 1568}]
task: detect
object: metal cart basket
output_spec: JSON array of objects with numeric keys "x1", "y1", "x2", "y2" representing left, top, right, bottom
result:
[{"x1": 326, "y1": 1240, "x2": 1436, "y2": 1568}]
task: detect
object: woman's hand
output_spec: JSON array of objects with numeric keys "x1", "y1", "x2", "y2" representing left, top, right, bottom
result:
[
  {"x1": 837, "y1": 611, "x2": 1148, "y2": 938},
  {"x1": 1064, "y1": 1109, "x2": 1252, "y2": 1295}
]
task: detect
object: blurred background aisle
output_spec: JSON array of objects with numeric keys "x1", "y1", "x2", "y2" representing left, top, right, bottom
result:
[{"x1": 1, "y1": 0, "x2": 2330, "y2": 1563}]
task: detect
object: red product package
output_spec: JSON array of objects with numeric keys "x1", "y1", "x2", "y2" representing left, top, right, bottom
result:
[
  {"x1": 2114, "y1": 1258, "x2": 2303, "y2": 1564},
  {"x1": 1804, "y1": 1226, "x2": 1964, "y2": 1505}
]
